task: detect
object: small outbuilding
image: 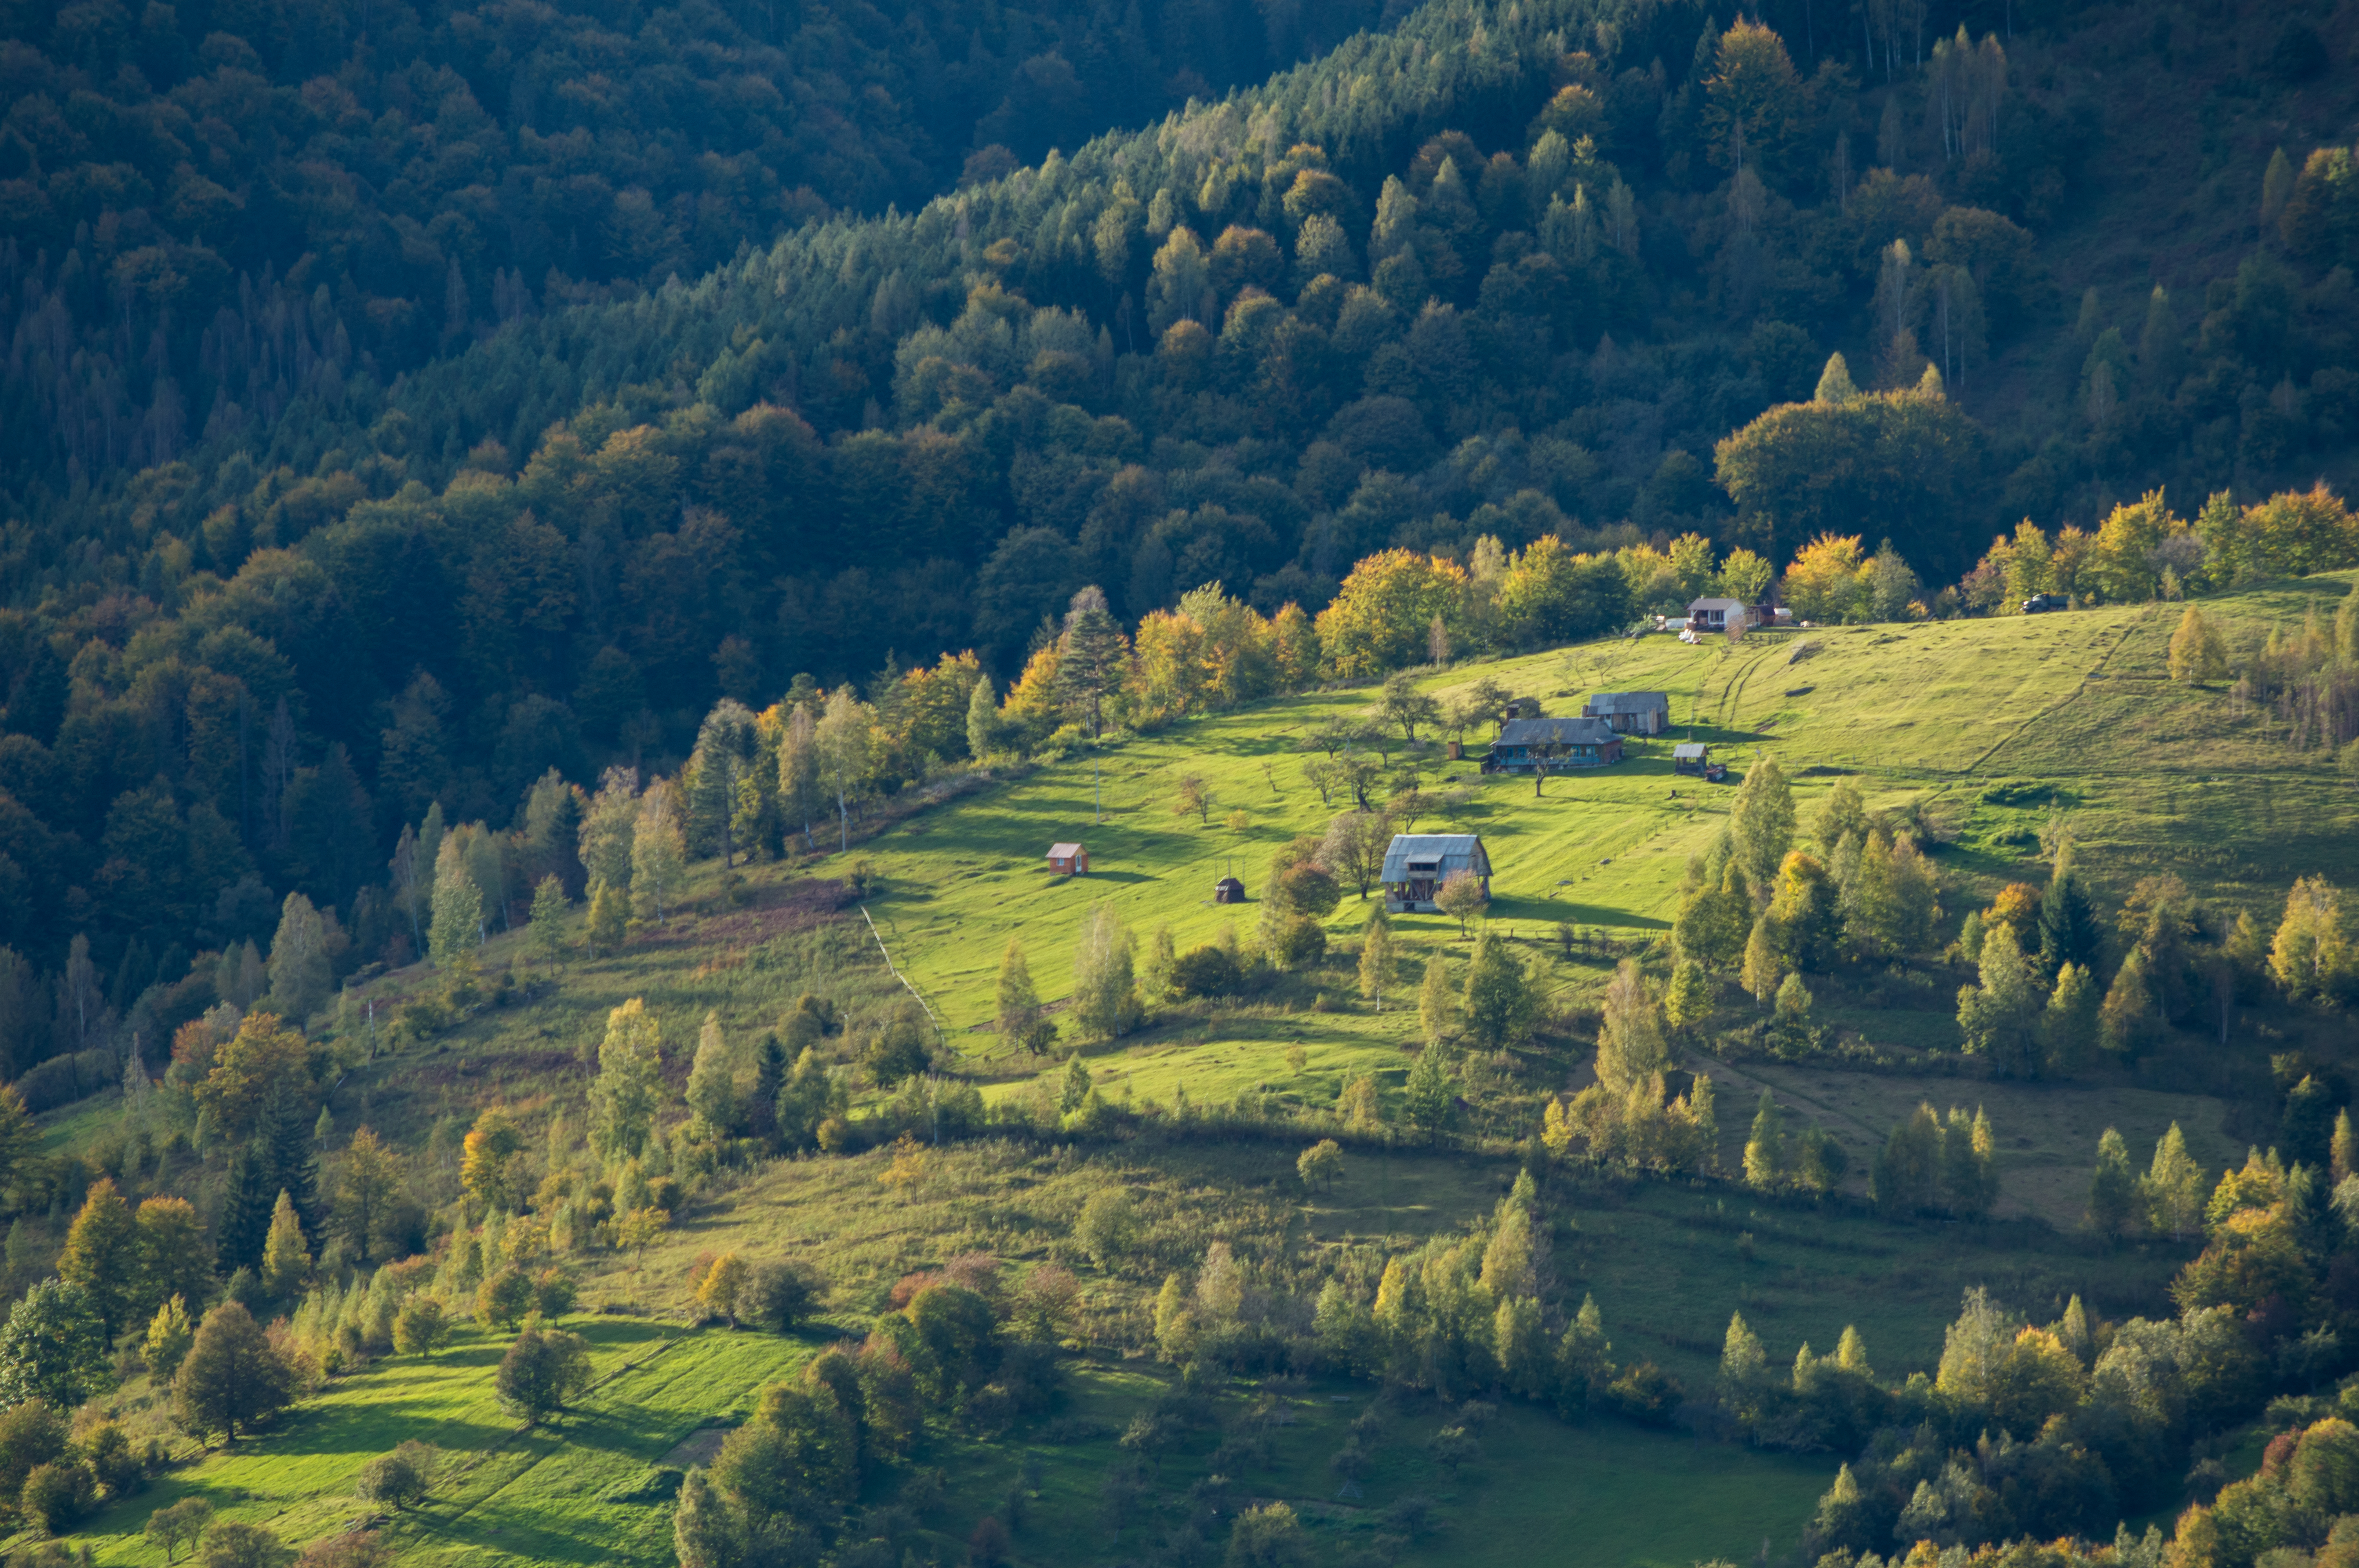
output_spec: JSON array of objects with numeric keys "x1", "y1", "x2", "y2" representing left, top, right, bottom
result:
[
  {"x1": 1047, "y1": 842, "x2": 1089, "y2": 876},
  {"x1": 1381, "y1": 833, "x2": 1491, "y2": 914},
  {"x1": 1213, "y1": 876, "x2": 1246, "y2": 903},
  {"x1": 1672, "y1": 742, "x2": 1710, "y2": 774},
  {"x1": 1584, "y1": 691, "x2": 1670, "y2": 735},
  {"x1": 1485, "y1": 716, "x2": 1623, "y2": 772}
]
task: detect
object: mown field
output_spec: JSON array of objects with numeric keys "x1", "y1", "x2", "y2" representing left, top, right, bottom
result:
[{"x1": 31, "y1": 580, "x2": 2354, "y2": 1566}]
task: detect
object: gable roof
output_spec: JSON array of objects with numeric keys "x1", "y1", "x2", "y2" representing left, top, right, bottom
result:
[
  {"x1": 1586, "y1": 691, "x2": 1669, "y2": 715},
  {"x1": 1380, "y1": 833, "x2": 1487, "y2": 882},
  {"x1": 1496, "y1": 716, "x2": 1617, "y2": 747},
  {"x1": 1688, "y1": 597, "x2": 1745, "y2": 613},
  {"x1": 1672, "y1": 742, "x2": 1709, "y2": 760},
  {"x1": 1047, "y1": 842, "x2": 1084, "y2": 858}
]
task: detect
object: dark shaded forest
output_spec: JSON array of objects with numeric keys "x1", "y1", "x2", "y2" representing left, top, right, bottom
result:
[{"x1": 0, "y1": 0, "x2": 2356, "y2": 1062}]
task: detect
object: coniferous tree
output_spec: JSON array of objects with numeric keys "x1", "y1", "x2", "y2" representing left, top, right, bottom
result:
[
  {"x1": 264, "y1": 1077, "x2": 323, "y2": 1233},
  {"x1": 2143, "y1": 1122, "x2": 2205, "y2": 1240},
  {"x1": 216, "y1": 1142, "x2": 279, "y2": 1277},
  {"x1": 529, "y1": 877, "x2": 567, "y2": 967},
  {"x1": 260, "y1": 1193, "x2": 311, "y2": 1299},
  {"x1": 2088, "y1": 1127, "x2": 2137, "y2": 1239}
]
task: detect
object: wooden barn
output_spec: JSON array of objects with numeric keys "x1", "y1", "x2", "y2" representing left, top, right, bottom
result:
[
  {"x1": 1484, "y1": 716, "x2": 1623, "y2": 771},
  {"x1": 1583, "y1": 691, "x2": 1670, "y2": 735},
  {"x1": 1381, "y1": 833, "x2": 1491, "y2": 914},
  {"x1": 1046, "y1": 843, "x2": 1089, "y2": 875}
]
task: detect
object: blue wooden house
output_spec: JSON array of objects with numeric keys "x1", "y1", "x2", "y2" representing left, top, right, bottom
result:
[{"x1": 1484, "y1": 716, "x2": 1623, "y2": 771}]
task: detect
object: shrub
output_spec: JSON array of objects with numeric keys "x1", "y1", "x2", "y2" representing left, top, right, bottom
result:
[
  {"x1": 746, "y1": 1261, "x2": 822, "y2": 1333},
  {"x1": 19, "y1": 1459, "x2": 95, "y2": 1534},
  {"x1": 1170, "y1": 946, "x2": 1242, "y2": 998}
]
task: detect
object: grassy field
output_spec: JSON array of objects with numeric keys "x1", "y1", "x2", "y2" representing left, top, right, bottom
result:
[{"x1": 31, "y1": 581, "x2": 2358, "y2": 1566}]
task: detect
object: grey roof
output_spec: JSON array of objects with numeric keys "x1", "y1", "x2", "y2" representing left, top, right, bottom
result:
[
  {"x1": 1672, "y1": 742, "x2": 1709, "y2": 760},
  {"x1": 1496, "y1": 716, "x2": 1618, "y2": 747},
  {"x1": 1586, "y1": 691, "x2": 1669, "y2": 715},
  {"x1": 1688, "y1": 597, "x2": 1745, "y2": 613},
  {"x1": 1380, "y1": 833, "x2": 1488, "y2": 883}
]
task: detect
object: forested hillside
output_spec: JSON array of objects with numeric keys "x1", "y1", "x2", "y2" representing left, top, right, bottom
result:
[
  {"x1": 0, "y1": 0, "x2": 1393, "y2": 481},
  {"x1": 0, "y1": 0, "x2": 2356, "y2": 1056}
]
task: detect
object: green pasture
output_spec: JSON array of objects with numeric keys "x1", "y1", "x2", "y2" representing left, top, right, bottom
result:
[
  {"x1": 44, "y1": 1316, "x2": 802, "y2": 1567},
  {"x1": 863, "y1": 577, "x2": 2359, "y2": 1044}
]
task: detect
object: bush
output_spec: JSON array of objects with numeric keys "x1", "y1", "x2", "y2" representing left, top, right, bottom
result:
[
  {"x1": 353, "y1": 1442, "x2": 436, "y2": 1508},
  {"x1": 19, "y1": 1459, "x2": 94, "y2": 1534},
  {"x1": 1170, "y1": 946, "x2": 1242, "y2": 998},
  {"x1": 1273, "y1": 917, "x2": 1327, "y2": 970},
  {"x1": 746, "y1": 1261, "x2": 822, "y2": 1334}
]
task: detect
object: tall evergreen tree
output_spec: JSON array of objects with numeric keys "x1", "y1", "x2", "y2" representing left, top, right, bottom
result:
[
  {"x1": 216, "y1": 1143, "x2": 278, "y2": 1276},
  {"x1": 264, "y1": 1077, "x2": 323, "y2": 1234}
]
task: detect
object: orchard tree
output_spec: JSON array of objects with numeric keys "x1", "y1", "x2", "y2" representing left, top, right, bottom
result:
[{"x1": 495, "y1": 1327, "x2": 594, "y2": 1425}]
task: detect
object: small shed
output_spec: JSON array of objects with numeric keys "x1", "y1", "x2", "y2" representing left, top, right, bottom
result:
[
  {"x1": 1485, "y1": 716, "x2": 1623, "y2": 772},
  {"x1": 1047, "y1": 842, "x2": 1089, "y2": 876},
  {"x1": 1381, "y1": 833, "x2": 1491, "y2": 914},
  {"x1": 1213, "y1": 876, "x2": 1246, "y2": 903},
  {"x1": 1672, "y1": 742, "x2": 1710, "y2": 775},
  {"x1": 1687, "y1": 597, "x2": 1746, "y2": 632},
  {"x1": 1584, "y1": 691, "x2": 1671, "y2": 735}
]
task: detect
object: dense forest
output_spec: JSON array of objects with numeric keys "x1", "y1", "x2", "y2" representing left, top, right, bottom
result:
[
  {"x1": 0, "y1": 0, "x2": 2355, "y2": 1062},
  {"x1": 0, "y1": 0, "x2": 1398, "y2": 481}
]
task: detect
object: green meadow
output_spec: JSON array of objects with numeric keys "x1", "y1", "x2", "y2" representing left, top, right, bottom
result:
[{"x1": 28, "y1": 579, "x2": 2355, "y2": 1566}]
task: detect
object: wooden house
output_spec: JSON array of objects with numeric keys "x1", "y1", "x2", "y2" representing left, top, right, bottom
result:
[
  {"x1": 1381, "y1": 833, "x2": 1490, "y2": 913},
  {"x1": 1213, "y1": 876, "x2": 1246, "y2": 903},
  {"x1": 1687, "y1": 596, "x2": 1747, "y2": 632},
  {"x1": 1047, "y1": 843, "x2": 1089, "y2": 875},
  {"x1": 1583, "y1": 691, "x2": 1670, "y2": 735},
  {"x1": 1672, "y1": 742, "x2": 1710, "y2": 774},
  {"x1": 1484, "y1": 716, "x2": 1623, "y2": 771}
]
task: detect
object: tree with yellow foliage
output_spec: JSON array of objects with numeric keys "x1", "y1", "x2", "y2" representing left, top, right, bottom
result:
[{"x1": 1314, "y1": 550, "x2": 1467, "y2": 678}]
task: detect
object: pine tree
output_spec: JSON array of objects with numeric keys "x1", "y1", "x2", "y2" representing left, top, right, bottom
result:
[
  {"x1": 1743, "y1": 1091, "x2": 1786, "y2": 1190},
  {"x1": 2036, "y1": 870, "x2": 2101, "y2": 978},
  {"x1": 2088, "y1": 1127, "x2": 2137, "y2": 1239},
  {"x1": 264, "y1": 1077, "x2": 322, "y2": 1232},
  {"x1": 1813, "y1": 353, "x2": 1858, "y2": 405},
  {"x1": 216, "y1": 1143, "x2": 278, "y2": 1276},
  {"x1": 2335, "y1": 1108, "x2": 2357, "y2": 1183},
  {"x1": 2098, "y1": 948, "x2": 2157, "y2": 1058},
  {"x1": 261, "y1": 1191, "x2": 311, "y2": 1298}
]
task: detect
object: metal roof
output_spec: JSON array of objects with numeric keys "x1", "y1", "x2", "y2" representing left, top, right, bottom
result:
[
  {"x1": 1672, "y1": 742, "x2": 1708, "y2": 759},
  {"x1": 1047, "y1": 843, "x2": 1084, "y2": 857},
  {"x1": 1380, "y1": 833, "x2": 1488, "y2": 883},
  {"x1": 1688, "y1": 597, "x2": 1745, "y2": 613},
  {"x1": 1585, "y1": 691, "x2": 1669, "y2": 714},
  {"x1": 1496, "y1": 716, "x2": 1618, "y2": 747}
]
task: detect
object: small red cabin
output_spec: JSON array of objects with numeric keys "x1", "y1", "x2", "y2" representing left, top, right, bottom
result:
[{"x1": 1047, "y1": 842, "x2": 1089, "y2": 876}]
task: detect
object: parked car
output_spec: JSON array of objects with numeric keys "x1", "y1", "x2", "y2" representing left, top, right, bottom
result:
[{"x1": 2021, "y1": 594, "x2": 2070, "y2": 614}]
